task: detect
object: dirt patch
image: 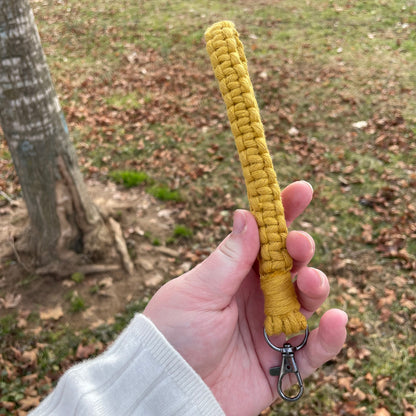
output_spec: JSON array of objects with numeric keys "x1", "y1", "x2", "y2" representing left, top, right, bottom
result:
[{"x1": 0, "y1": 180, "x2": 189, "y2": 329}]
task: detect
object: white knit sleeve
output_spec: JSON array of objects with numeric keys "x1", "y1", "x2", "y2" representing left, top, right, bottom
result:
[{"x1": 29, "y1": 314, "x2": 225, "y2": 416}]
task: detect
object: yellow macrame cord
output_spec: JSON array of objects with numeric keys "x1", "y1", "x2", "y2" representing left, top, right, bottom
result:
[{"x1": 205, "y1": 21, "x2": 307, "y2": 337}]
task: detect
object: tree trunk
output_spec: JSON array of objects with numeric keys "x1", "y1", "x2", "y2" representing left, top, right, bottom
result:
[{"x1": 0, "y1": 0, "x2": 132, "y2": 276}]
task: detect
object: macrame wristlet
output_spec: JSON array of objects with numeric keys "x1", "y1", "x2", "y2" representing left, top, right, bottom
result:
[{"x1": 205, "y1": 21, "x2": 307, "y2": 337}]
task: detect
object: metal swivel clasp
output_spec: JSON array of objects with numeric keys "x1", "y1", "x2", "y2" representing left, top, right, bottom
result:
[{"x1": 264, "y1": 326, "x2": 309, "y2": 402}]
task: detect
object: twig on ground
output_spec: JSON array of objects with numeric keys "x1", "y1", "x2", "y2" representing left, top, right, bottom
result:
[
  {"x1": 0, "y1": 190, "x2": 13, "y2": 204},
  {"x1": 8, "y1": 232, "x2": 33, "y2": 273}
]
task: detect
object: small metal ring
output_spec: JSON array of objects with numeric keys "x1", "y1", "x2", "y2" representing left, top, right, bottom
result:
[{"x1": 263, "y1": 325, "x2": 309, "y2": 352}]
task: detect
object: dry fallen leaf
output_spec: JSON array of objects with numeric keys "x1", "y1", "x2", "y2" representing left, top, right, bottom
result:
[
  {"x1": 375, "y1": 407, "x2": 391, "y2": 416},
  {"x1": 0, "y1": 402, "x2": 15, "y2": 411},
  {"x1": 400, "y1": 296, "x2": 416, "y2": 310},
  {"x1": 402, "y1": 398, "x2": 416, "y2": 416},
  {"x1": 352, "y1": 387, "x2": 367, "y2": 401},
  {"x1": 0, "y1": 293, "x2": 22, "y2": 309},
  {"x1": 21, "y1": 349, "x2": 38, "y2": 366},
  {"x1": 62, "y1": 279, "x2": 75, "y2": 288},
  {"x1": 144, "y1": 272, "x2": 164, "y2": 287},
  {"x1": 76, "y1": 342, "x2": 103, "y2": 360},
  {"x1": 361, "y1": 224, "x2": 373, "y2": 243},
  {"x1": 98, "y1": 276, "x2": 113, "y2": 289},
  {"x1": 365, "y1": 372, "x2": 374, "y2": 385},
  {"x1": 17, "y1": 317, "x2": 28, "y2": 328},
  {"x1": 30, "y1": 326, "x2": 43, "y2": 336},
  {"x1": 377, "y1": 289, "x2": 396, "y2": 308},
  {"x1": 338, "y1": 376, "x2": 353, "y2": 392},
  {"x1": 39, "y1": 305, "x2": 63, "y2": 321},
  {"x1": 348, "y1": 317, "x2": 365, "y2": 333},
  {"x1": 376, "y1": 377, "x2": 391, "y2": 395},
  {"x1": 337, "y1": 400, "x2": 366, "y2": 416},
  {"x1": 21, "y1": 373, "x2": 38, "y2": 384},
  {"x1": 18, "y1": 396, "x2": 40, "y2": 411},
  {"x1": 357, "y1": 347, "x2": 371, "y2": 360}
]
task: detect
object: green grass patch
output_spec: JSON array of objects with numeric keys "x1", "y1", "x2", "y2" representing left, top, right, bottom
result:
[
  {"x1": 166, "y1": 224, "x2": 194, "y2": 244},
  {"x1": 71, "y1": 272, "x2": 85, "y2": 284},
  {"x1": 105, "y1": 90, "x2": 143, "y2": 110},
  {"x1": 151, "y1": 237, "x2": 161, "y2": 246},
  {"x1": 109, "y1": 170, "x2": 150, "y2": 188},
  {"x1": 147, "y1": 185, "x2": 182, "y2": 202},
  {"x1": 70, "y1": 296, "x2": 86, "y2": 313},
  {"x1": 66, "y1": 291, "x2": 87, "y2": 313},
  {"x1": 173, "y1": 225, "x2": 193, "y2": 239},
  {"x1": 143, "y1": 231, "x2": 162, "y2": 246},
  {"x1": 0, "y1": 148, "x2": 11, "y2": 160}
]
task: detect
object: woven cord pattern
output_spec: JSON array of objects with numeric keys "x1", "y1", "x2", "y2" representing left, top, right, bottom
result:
[{"x1": 205, "y1": 21, "x2": 307, "y2": 336}]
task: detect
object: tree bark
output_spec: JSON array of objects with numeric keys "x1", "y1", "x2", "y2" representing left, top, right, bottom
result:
[{"x1": 0, "y1": 0, "x2": 131, "y2": 276}]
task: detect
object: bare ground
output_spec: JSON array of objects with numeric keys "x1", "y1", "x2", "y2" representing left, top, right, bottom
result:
[{"x1": 0, "y1": 180, "x2": 188, "y2": 329}]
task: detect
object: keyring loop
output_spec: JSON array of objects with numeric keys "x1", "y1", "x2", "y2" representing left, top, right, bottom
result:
[{"x1": 263, "y1": 325, "x2": 309, "y2": 352}]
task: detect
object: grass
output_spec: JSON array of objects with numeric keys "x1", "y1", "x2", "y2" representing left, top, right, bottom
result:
[
  {"x1": 69, "y1": 296, "x2": 87, "y2": 313},
  {"x1": 109, "y1": 170, "x2": 150, "y2": 188},
  {"x1": 104, "y1": 91, "x2": 143, "y2": 110},
  {"x1": 144, "y1": 231, "x2": 162, "y2": 246},
  {"x1": 1, "y1": 0, "x2": 415, "y2": 414},
  {"x1": 108, "y1": 171, "x2": 182, "y2": 202},
  {"x1": 173, "y1": 225, "x2": 193, "y2": 239},
  {"x1": 166, "y1": 224, "x2": 194, "y2": 243},
  {"x1": 147, "y1": 185, "x2": 182, "y2": 202},
  {"x1": 66, "y1": 291, "x2": 87, "y2": 313},
  {"x1": 71, "y1": 272, "x2": 85, "y2": 284}
]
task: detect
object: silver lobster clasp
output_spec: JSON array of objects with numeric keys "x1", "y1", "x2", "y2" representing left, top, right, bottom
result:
[{"x1": 264, "y1": 326, "x2": 309, "y2": 402}]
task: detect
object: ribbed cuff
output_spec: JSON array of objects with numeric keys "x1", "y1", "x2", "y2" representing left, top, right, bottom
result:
[
  {"x1": 30, "y1": 314, "x2": 225, "y2": 416},
  {"x1": 131, "y1": 314, "x2": 225, "y2": 416}
]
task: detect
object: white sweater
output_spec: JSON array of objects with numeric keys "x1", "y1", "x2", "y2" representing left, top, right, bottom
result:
[{"x1": 29, "y1": 314, "x2": 225, "y2": 416}]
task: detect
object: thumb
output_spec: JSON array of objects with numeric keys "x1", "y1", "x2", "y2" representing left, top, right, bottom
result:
[{"x1": 185, "y1": 210, "x2": 260, "y2": 305}]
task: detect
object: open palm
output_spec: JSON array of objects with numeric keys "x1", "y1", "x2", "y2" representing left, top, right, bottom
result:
[{"x1": 144, "y1": 181, "x2": 347, "y2": 416}]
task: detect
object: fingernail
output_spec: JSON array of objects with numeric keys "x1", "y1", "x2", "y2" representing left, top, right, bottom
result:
[
  {"x1": 232, "y1": 210, "x2": 246, "y2": 234},
  {"x1": 313, "y1": 268, "x2": 326, "y2": 287},
  {"x1": 340, "y1": 310, "x2": 349, "y2": 326},
  {"x1": 301, "y1": 180, "x2": 314, "y2": 193}
]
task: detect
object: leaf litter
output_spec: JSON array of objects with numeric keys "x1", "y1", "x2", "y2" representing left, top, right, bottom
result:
[{"x1": 0, "y1": 0, "x2": 416, "y2": 415}]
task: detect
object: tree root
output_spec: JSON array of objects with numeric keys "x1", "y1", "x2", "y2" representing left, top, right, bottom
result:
[{"x1": 108, "y1": 217, "x2": 134, "y2": 275}]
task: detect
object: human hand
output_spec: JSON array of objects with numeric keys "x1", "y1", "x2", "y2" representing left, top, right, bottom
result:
[{"x1": 144, "y1": 181, "x2": 348, "y2": 416}]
